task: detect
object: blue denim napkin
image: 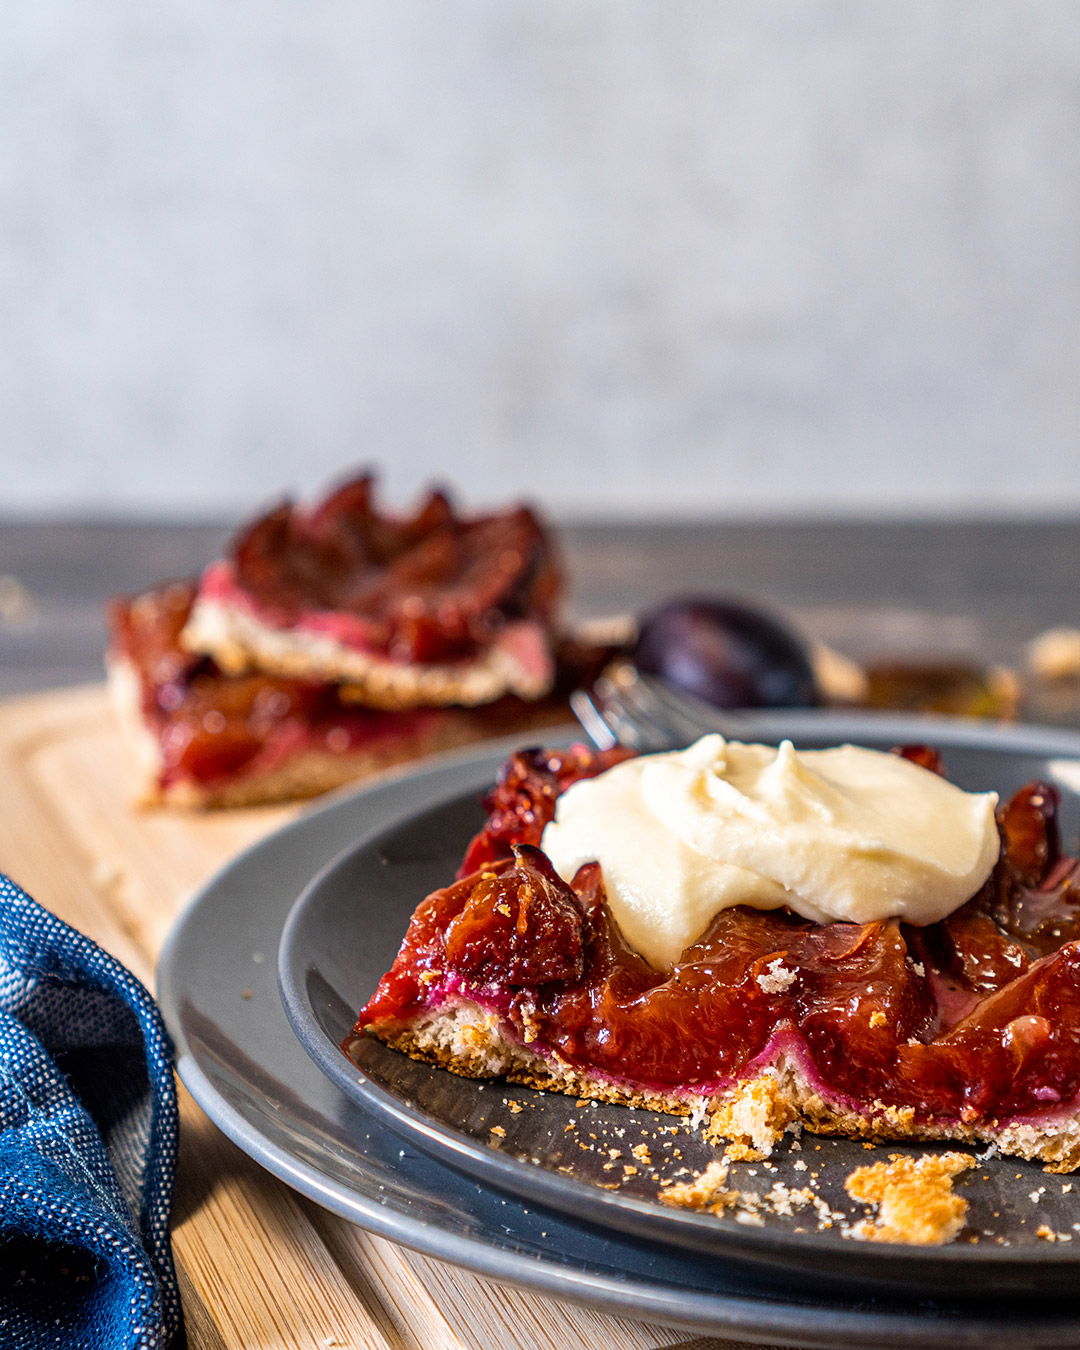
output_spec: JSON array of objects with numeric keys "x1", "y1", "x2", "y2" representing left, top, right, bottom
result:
[{"x1": 0, "y1": 874, "x2": 180, "y2": 1349}]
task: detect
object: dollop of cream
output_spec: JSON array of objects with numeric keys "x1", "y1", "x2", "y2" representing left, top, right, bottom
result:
[{"x1": 540, "y1": 735, "x2": 999, "y2": 970}]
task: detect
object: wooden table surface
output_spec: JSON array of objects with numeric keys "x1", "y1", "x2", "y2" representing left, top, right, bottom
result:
[{"x1": 3, "y1": 514, "x2": 1080, "y2": 1349}]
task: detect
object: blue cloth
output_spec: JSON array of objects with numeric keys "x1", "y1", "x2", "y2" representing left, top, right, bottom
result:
[{"x1": 0, "y1": 874, "x2": 180, "y2": 1349}]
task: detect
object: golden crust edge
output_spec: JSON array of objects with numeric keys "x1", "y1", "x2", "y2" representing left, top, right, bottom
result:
[{"x1": 363, "y1": 1000, "x2": 1080, "y2": 1173}]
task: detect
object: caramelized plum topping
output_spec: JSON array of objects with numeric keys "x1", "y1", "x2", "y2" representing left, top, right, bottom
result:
[
  {"x1": 444, "y1": 845, "x2": 588, "y2": 987},
  {"x1": 232, "y1": 502, "x2": 302, "y2": 618},
  {"x1": 935, "y1": 907, "x2": 1030, "y2": 995},
  {"x1": 458, "y1": 744, "x2": 633, "y2": 876},
  {"x1": 309, "y1": 479, "x2": 454, "y2": 571},
  {"x1": 894, "y1": 744, "x2": 946, "y2": 776},
  {"x1": 998, "y1": 780, "x2": 1060, "y2": 887},
  {"x1": 225, "y1": 473, "x2": 562, "y2": 665},
  {"x1": 991, "y1": 861, "x2": 1080, "y2": 960},
  {"x1": 927, "y1": 944, "x2": 1080, "y2": 1115},
  {"x1": 979, "y1": 780, "x2": 1080, "y2": 959}
]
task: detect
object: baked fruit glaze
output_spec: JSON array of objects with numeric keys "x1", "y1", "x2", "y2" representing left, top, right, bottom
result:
[
  {"x1": 356, "y1": 744, "x2": 1080, "y2": 1127},
  {"x1": 201, "y1": 473, "x2": 562, "y2": 665},
  {"x1": 110, "y1": 581, "x2": 442, "y2": 789}
]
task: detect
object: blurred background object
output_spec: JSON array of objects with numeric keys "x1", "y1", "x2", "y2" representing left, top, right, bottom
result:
[{"x1": 3, "y1": 1, "x2": 1080, "y2": 519}]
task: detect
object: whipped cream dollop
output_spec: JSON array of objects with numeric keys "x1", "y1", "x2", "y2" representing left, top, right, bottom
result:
[{"x1": 540, "y1": 735, "x2": 1000, "y2": 970}]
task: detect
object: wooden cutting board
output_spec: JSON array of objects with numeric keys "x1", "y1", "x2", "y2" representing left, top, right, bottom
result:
[{"x1": 0, "y1": 685, "x2": 765, "y2": 1350}]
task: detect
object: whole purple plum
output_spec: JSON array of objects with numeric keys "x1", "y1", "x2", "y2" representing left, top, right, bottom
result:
[{"x1": 633, "y1": 597, "x2": 821, "y2": 709}]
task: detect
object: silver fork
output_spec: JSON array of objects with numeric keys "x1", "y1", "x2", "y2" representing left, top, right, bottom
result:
[{"x1": 570, "y1": 660, "x2": 755, "y2": 753}]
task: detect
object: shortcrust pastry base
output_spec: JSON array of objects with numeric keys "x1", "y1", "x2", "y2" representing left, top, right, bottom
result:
[{"x1": 365, "y1": 997, "x2": 1080, "y2": 1174}]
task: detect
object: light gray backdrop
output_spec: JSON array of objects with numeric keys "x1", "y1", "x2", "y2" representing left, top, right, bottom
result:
[{"x1": 3, "y1": 2, "x2": 1079, "y2": 519}]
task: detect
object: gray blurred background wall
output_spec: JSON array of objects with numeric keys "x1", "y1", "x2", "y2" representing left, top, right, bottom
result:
[{"x1": 3, "y1": 1, "x2": 1079, "y2": 520}]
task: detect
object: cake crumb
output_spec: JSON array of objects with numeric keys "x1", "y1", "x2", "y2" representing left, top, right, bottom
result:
[
  {"x1": 756, "y1": 957, "x2": 797, "y2": 994},
  {"x1": 489, "y1": 1125, "x2": 506, "y2": 1138},
  {"x1": 660, "y1": 1160, "x2": 739, "y2": 1215},
  {"x1": 844, "y1": 1152, "x2": 975, "y2": 1245},
  {"x1": 724, "y1": 1140, "x2": 766, "y2": 1163}
]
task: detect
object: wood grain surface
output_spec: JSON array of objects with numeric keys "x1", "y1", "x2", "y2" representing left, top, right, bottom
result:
[{"x1": 0, "y1": 685, "x2": 781, "y2": 1350}]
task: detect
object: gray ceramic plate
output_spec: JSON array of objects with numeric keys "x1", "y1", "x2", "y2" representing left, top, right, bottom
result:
[
  {"x1": 278, "y1": 713, "x2": 1080, "y2": 1297},
  {"x1": 160, "y1": 721, "x2": 1080, "y2": 1348}
]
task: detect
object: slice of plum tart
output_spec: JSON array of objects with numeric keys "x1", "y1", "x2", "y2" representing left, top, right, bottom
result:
[{"x1": 351, "y1": 737, "x2": 1080, "y2": 1172}]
